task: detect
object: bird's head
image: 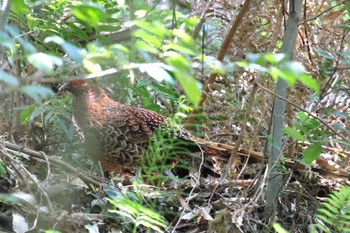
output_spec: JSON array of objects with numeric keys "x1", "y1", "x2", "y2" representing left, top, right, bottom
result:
[{"x1": 59, "y1": 80, "x2": 89, "y2": 96}]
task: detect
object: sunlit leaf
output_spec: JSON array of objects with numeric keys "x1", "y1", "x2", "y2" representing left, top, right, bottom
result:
[
  {"x1": 45, "y1": 36, "x2": 84, "y2": 62},
  {"x1": 83, "y1": 59, "x2": 102, "y2": 73},
  {"x1": 264, "y1": 53, "x2": 285, "y2": 64},
  {"x1": 27, "y1": 53, "x2": 63, "y2": 72},
  {"x1": 247, "y1": 63, "x2": 267, "y2": 73},
  {"x1": 164, "y1": 43, "x2": 198, "y2": 56},
  {"x1": 247, "y1": 53, "x2": 264, "y2": 64},
  {"x1": 134, "y1": 20, "x2": 167, "y2": 37},
  {"x1": 72, "y1": 4, "x2": 106, "y2": 27},
  {"x1": 136, "y1": 63, "x2": 174, "y2": 83},
  {"x1": 108, "y1": 196, "x2": 167, "y2": 233},
  {"x1": 298, "y1": 74, "x2": 320, "y2": 94},
  {"x1": 12, "y1": 212, "x2": 29, "y2": 233},
  {"x1": 285, "y1": 61, "x2": 305, "y2": 73},
  {"x1": 270, "y1": 67, "x2": 296, "y2": 86},
  {"x1": 6, "y1": 25, "x2": 36, "y2": 53},
  {"x1": 134, "y1": 29, "x2": 163, "y2": 48},
  {"x1": 173, "y1": 29, "x2": 197, "y2": 47},
  {"x1": 135, "y1": 40, "x2": 160, "y2": 54},
  {"x1": 12, "y1": 0, "x2": 29, "y2": 14}
]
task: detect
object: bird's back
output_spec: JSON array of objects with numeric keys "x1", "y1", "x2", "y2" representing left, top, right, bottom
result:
[{"x1": 70, "y1": 86, "x2": 166, "y2": 173}]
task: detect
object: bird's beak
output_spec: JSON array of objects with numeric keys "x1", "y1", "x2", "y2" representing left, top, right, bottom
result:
[{"x1": 58, "y1": 83, "x2": 68, "y2": 93}]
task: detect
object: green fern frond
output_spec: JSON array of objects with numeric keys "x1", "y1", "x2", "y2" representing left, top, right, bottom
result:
[
  {"x1": 315, "y1": 186, "x2": 350, "y2": 232},
  {"x1": 108, "y1": 196, "x2": 168, "y2": 233}
]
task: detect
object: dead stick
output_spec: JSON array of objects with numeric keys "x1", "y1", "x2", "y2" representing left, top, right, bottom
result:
[{"x1": 2, "y1": 141, "x2": 101, "y2": 187}]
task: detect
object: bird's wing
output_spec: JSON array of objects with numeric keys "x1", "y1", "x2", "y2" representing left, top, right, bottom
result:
[
  {"x1": 131, "y1": 107, "x2": 166, "y2": 131},
  {"x1": 102, "y1": 104, "x2": 154, "y2": 143}
]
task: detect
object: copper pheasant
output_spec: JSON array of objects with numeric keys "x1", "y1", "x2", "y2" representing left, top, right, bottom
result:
[
  {"x1": 60, "y1": 80, "x2": 264, "y2": 175},
  {"x1": 59, "y1": 80, "x2": 175, "y2": 174}
]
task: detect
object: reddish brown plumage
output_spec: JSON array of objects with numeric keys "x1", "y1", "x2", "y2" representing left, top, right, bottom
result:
[
  {"x1": 60, "y1": 80, "x2": 260, "y2": 175},
  {"x1": 60, "y1": 80, "x2": 168, "y2": 174}
]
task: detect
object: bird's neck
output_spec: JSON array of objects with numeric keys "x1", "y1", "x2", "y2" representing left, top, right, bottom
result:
[{"x1": 72, "y1": 89, "x2": 108, "y2": 125}]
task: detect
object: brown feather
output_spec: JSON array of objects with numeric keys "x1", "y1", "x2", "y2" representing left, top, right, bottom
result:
[{"x1": 61, "y1": 80, "x2": 167, "y2": 174}]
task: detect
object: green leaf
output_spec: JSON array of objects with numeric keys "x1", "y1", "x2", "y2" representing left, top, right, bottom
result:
[
  {"x1": 27, "y1": 53, "x2": 63, "y2": 73},
  {"x1": 6, "y1": 25, "x2": 36, "y2": 53},
  {"x1": 11, "y1": 0, "x2": 29, "y2": 14},
  {"x1": 165, "y1": 52, "x2": 201, "y2": 106},
  {"x1": 44, "y1": 111, "x2": 55, "y2": 126},
  {"x1": 20, "y1": 106, "x2": 36, "y2": 124},
  {"x1": 136, "y1": 63, "x2": 174, "y2": 84},
  {"x1": 284, "y1": 61, "x2": 306, "y2": 74},
  {"x1": 304, "y1": 118, "x2": 321, "y2": 130},
  {"x1": 303, "y1": 142, "x2": 322, "y2": 164},
  {"x1": 272, "y1": 67, "x2": 296, "y2": 86},
  {"x1": 134, "y1": 20, "x2": 167, "y2": 37},
  {"x1": 0, "y1": 70, "x2": 19, "y2": 86},
  {"x1": 66, "y1": 23, "x2": 89, "y2": 41},
  {"x1": 21, "y1": 85, "x2": 54, "y2": 101},
  {"x1": 135, "y1": 40, "x2": 160, "y2": 54},
  {"x1": 0, "y1": 163, "x2": 6, "y2": 176},
  {"x1": 108, "y1": 196, "x2": 167, "y2": 233},
  {"x1": 264, "y1": 53, "x2": 285, "y2": 64},
  {"x1": 44, "y1": 36, "x2": 84, "y2": 62},
  {"x1": 297, "y1": 111, "x2": 308, "y2": 121},
  {"x1": 29, "y1": 105, "x2": 45, "y2": 122},
  {"x1": 273, "y1": 223, "x2": 289, "y2": 233},
  {"x1": 165, "y1": 43, "x2": 198, "y2": 56},
  {"x1": 284, "y1": 127, "x2": 308, "y2": 141},
  {"x1": 314, "y1": 48, "x2": 334, "y2": 60},
  {"x1": 0, "y1": 31, "x2": 16, "y2": 52},
  {"x1": 57, "y1": 117, "x2": 74, "y2": 140},
  {"x1": 72, "y1": 4, "x2": 106, "y2": 28},
  {"x1": 337, "y1": 25, "x2": 350, "y2": 30},
  {"x1": 172, "y1": 29, "x2": 199, "y2": 54},
  {"x1": 134, "y1": 29, "x2": 162, "y2": 47},
  {"x1": 297, "y1": 74, "x2": 320, "y2": 94}
]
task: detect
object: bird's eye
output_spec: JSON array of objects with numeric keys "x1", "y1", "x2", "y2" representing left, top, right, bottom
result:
[{"x1": 72, "y1": 82, "x2": 78, "y2": 87}]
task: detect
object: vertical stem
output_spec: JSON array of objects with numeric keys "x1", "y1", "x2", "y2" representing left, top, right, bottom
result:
[
  {"x1": 0, "y1": 0, "x2": 11, "y2": 30},
  {"x1": 264, "y1": 0, "x2": 302, "y2": 222}
]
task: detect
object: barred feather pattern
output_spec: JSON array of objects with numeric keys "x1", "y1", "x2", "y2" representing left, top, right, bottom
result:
[{"x1": 61, "y1": 80, "x2": 166, "y2": 173}]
